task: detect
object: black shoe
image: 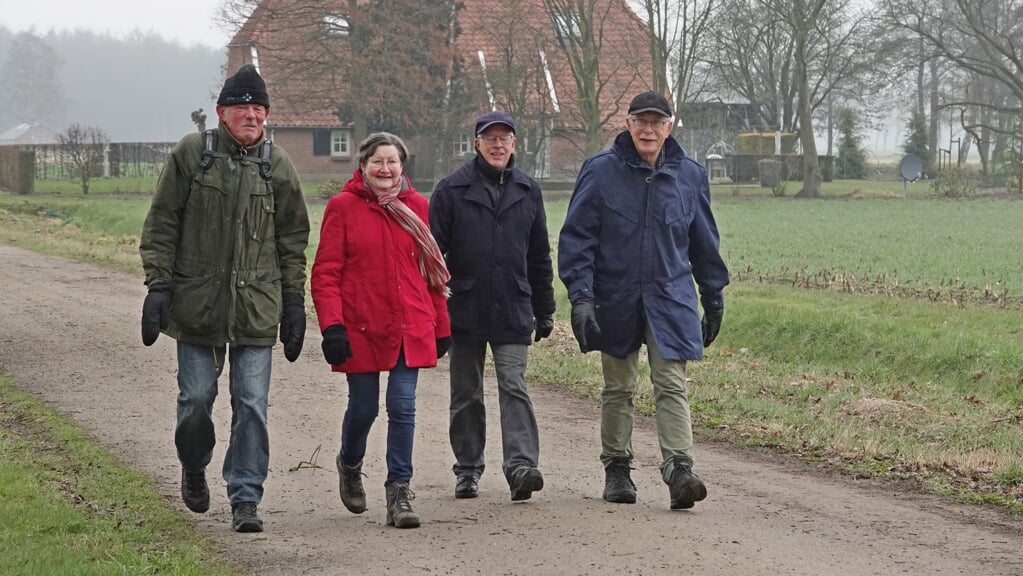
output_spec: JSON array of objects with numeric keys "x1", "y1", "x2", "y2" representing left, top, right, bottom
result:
[
  {"x1": 509, "y1": 467, "x2": 544, "y2": 501},
  {"x1": 181, "y1": 468, "x2": 210, "y2": 513},
  {"x1": 455, "y1": 474, "x2": 480, "y2": 499},
  {"x1": 231, "y1": 502, "x2": 264, "y2": 533},
  {"x1": 668, "y1": 455, "x2": 707, "y2": 510},
  {"x1": 603, "y1": 458, "x2": 637, "y2": 504}
]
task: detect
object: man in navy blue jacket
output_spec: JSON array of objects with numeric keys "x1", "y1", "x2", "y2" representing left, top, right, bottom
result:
[
  {"x1": 558, "y1": 92, "x2": 729, "y2": 510},
  {"x1": 430, "y1": 111, "x2": 556, "y2": 502}
]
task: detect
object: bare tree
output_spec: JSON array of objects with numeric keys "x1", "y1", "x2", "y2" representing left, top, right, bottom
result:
[
  {"x1": 882, "y1": 0, "x2": 1023, "y2": 188},
  {"x1": 216, "y1": 0, "x2": 464, "y2": 162},
  {"x1": 57, "y1": 124, "x2": 108, "y2": 195},
  {"x1": 542, "y1": 0, "x2": 647, "y2": 155},
  {"x1": 706, "y1": 0, "x2": 880, "y2": 196},
  {"x1": 473, "y1": 4, "x2": 559, "y2": 177},
  {"x1": 0, "y1": 32, "x2": 66, "y2": 129},
  {"x1": 635, "y1": 0, "x2": 717, "y2": 114}
]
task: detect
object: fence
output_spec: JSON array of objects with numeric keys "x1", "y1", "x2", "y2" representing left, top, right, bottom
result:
[{"x1": 21, "y1": 142, "x2": 175, "y2": 180}]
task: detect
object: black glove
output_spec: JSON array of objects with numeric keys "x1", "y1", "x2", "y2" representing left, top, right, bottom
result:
[
  {"x1": 436, "y1": 336, "x2": 452, "y2": 359},
  {"x1": 141, "y1": 285, "x2": 173, "y2": 346},
  {"x1": 570, "y1": 299, "x2": 601, "y2": 353},
  {"x1": 701, "y1": 308, "x2": 723, "y2": 348},
  {"x1": 321, "y1": 324, "x2": 353, "y2": 365},
  {"x1": 279, "y1": 292, "x2": 306, "y2": 362},
  {"x1": 534, "y1": 314, "x2": 554, "y2": 342}
]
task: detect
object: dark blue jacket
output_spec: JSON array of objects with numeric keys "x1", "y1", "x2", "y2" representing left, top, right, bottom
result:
[
  {"x1": 430, "y1": 156, "x2": 556, "y2": 344},
  {"x1": 558, "y1": 131, "x2": 729, "y2": 360}
]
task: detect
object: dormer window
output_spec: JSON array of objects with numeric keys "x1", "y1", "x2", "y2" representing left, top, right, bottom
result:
[
  {"x1": 324, "y1": 15, "x2": 350, "y2": 36},
  {"x1": 551, "y1": 12, "x2": 583, "y2": 46}
]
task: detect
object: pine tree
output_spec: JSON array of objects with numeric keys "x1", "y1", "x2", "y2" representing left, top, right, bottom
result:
[{"x1": 835, "y1": 107, "x2": 866, "y2": 179}]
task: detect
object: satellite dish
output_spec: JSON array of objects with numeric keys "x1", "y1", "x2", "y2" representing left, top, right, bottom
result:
[{"x1": 899, "y1": 154, "x2": 923, "y2": 182}]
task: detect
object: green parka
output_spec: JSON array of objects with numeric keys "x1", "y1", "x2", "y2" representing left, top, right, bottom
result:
[{"x1": 139, "y1": 123, "x2": 310, "y2": 346}]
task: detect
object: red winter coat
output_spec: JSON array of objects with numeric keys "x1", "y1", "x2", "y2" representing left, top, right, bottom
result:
[{"x1": 311, "y1": 170, "x2": 451, "y2": 373}]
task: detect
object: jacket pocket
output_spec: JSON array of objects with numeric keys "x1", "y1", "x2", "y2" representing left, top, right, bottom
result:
[
  {"x1": 447, "y1": 276, "x2": 476, "y2": 331},
  {"x1": 247, "y1": 183, "x2": 276, "y2": 242}
]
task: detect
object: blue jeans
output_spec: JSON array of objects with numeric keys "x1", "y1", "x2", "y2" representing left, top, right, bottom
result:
[
  {"x1": 338, "y1": 351, "x2": 418, "y2": 486},
  {"x1": 176, "y1": 341, "x2": 271, "y2": 505}
]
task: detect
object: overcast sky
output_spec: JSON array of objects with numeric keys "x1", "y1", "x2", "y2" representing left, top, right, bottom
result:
[{"x1": 5, "y1": 0, "x2": 230, "y2": 49}]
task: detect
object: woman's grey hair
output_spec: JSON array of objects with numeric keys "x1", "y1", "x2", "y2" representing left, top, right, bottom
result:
[{"x1": 358, "y1": 132, "x2": 409, "y2": 166}]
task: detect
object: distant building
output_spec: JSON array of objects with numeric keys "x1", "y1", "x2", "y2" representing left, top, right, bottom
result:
[{"x1": 0, "y1": 123, "x2": 58, "y2": 145}]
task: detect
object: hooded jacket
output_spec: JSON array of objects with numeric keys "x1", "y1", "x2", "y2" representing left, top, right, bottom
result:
[
  {"x1": 139, "y1": 123, "x2": 310, "y2": 346},
  {"x1": 558, "y1": 131, "x2": 729, "y2": 360},
  {"x1": 311, "y1": 170, "x2": 451, "y2": 373}
]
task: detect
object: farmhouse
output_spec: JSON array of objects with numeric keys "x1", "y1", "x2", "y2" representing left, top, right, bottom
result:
[{"x1": 224, "y1": 0, "x2": 654, "y2": 183}]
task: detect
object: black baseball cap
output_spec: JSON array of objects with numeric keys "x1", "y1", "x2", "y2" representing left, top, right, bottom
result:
[{"x1": 628, "y1": 91, "x2": 672, "y2": 117}]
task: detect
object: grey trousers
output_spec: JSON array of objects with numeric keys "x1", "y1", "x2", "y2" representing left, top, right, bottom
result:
[{"x1": 448, "y1": 335, "x2": 540, "y2": 483}]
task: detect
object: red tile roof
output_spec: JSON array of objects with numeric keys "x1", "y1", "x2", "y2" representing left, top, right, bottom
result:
[{"x1": 227, "y1": 0, "x2": 653, "y2": 132}]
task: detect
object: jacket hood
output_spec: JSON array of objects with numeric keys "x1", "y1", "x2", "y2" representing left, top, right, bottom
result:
[
  {"x1": 342, "y1": 168, "x2": 415, "y2": 201},
  {"x1": 610, "y1": 130, "x2": 687, "y2": 169}
]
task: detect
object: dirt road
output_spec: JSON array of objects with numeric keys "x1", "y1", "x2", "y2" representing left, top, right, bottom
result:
[{"x1": 0, "y1": 244, "x2": 1019, "y2": 575}]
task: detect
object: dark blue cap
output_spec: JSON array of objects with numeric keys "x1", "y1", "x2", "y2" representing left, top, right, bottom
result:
[{"x1": 475, "y1": 111, "x2": 516, "y2": 136}]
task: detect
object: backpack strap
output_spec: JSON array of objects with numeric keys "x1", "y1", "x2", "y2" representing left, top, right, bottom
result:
[
  {"x1": 197, "y1": 129, "x2": 218, "y2": 171},
  {"x1": 195, "y1": 128, "x2": 273, "y2": 182},
  {"x1": 257, "y1": 138, "x2": 273, "y2": 182}
]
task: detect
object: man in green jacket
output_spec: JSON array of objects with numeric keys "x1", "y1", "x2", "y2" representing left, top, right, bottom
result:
[{"x1": 139, "y1": 64, "x2": 310, "y2": 533}]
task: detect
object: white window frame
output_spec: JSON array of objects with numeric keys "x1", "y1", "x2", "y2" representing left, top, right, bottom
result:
[
  {"x1": 324, "y1": 15, "x2": 350, "y2": 36},
  {"x1": 331, "y1": 129, "x2": 351, "y2": 157},
  {"x1": 458, "y1": 133, "x2": 474, "y2": 155}
]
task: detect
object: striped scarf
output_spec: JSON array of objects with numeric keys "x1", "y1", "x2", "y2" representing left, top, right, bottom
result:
[{"x1": 367, "y1": 174, "x2": 451, "y2": 296}]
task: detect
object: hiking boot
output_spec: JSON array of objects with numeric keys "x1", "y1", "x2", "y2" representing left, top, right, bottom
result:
[
  {"x1": 337, "y1": 458, "x2": 367, "y2": 514},
  {"x1": 455, "y1": 473, "x2": 479, "y2": 499},
  {"x1": 181, "y1": 468, "x2": 210, "y2": 513},
  {"x1": 667, "y1": 455, "x2": 707, "y2": 510},
  {"x1": 603, "y1": 458, "x2": 637, "y2": 504},
  {"x1": 231, "y1": 502, "x2": 264, "y2": 533},
  {"x1": 509, "y1": 467, "x2": 544, "y2": 501},
  {"x1": 385, "y1": 482, "x2": 421, "y2": 529}
]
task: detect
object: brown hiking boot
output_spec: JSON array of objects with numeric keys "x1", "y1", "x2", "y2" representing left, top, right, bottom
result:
[
  {"x1": 336, "y1": 458, "x2": 367, "y2": 514},
  {"x1": 385, "y1": 482, "x2": 421, "y2": 529}
]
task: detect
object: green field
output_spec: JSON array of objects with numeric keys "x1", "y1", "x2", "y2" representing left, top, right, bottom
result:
[{"x1": 1, "y1": 181, "x2": 1021, "y2": 514}]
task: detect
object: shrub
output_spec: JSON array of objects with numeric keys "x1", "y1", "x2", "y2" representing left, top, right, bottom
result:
[
  {"x1": 318, "y1": 179, "x2": 346, "y2": 199},
  {"x1": 929, "y1": 166, "x2": 977, "y2": 198}
]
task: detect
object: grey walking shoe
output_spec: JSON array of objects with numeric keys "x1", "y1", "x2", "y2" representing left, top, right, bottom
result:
[
  {"x1": 385, "y1": 482, "x2": 421, "y2": 529},
  {"x1": 337, "y1": 458, "x2": 367, "y2": 514},
  {"x1": 667, "y1": 455, "x2": 707, "y2": 510},
  {"x1": 231, "y1": 502, "x2": 264, "y2": 533},
  {"x1": 181, "y1": 468, "x2": 210, "y2": 513},
  {"x1": 509, "y1": 467, "x2": 544, "y2": 501},
  {"x1": 602, "y1": 458, "x2": 637, "y2": 504}
]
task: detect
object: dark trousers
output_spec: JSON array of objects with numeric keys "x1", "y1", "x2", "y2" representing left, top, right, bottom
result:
[{"x1": 448, "y1": 334, "x2": 540, "y2": 483}]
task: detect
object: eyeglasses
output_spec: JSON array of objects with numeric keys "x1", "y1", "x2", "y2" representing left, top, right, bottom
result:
[
  {"x1": 478, "y1": 134, "x2": 514, "y2": 145},
  {"x1": 629, "y1": 117, "x2": 671, "y2": 130}
]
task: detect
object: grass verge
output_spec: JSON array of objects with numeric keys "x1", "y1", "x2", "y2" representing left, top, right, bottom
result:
[{"x1": 0, "y1": 373, "x2": 236, "y2": 575}]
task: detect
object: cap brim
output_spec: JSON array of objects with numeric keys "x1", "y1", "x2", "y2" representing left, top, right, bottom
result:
[
  {"x1": 629, "y1": 107, "x2": 671, "y2": 117},
  {"x1": 476, "y1": 121, "x2": 515, "y2": 136}
]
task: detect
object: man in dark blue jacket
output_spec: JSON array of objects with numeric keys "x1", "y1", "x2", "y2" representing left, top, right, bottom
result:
[
  {"x1": 558, "y1": 92, "x2": 729, "y2": 510},
  {"x1": 430, "y1": 111, "x2": 555, "y2": 502}
]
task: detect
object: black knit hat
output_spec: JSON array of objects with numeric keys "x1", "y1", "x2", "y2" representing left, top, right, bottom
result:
[{"x1": 217, "y1": 64, "x2": 270, "y2": 108}]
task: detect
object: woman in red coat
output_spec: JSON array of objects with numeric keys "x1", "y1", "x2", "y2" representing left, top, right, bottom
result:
[{"x1": 311, "y1": 132, "x2": 451, "y2": 529}]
